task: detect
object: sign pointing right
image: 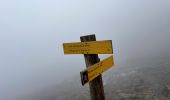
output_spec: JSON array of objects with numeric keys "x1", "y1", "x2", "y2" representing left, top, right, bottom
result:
[{"x1": 80, "y1": 55, "x2": 114, "y2": 85}]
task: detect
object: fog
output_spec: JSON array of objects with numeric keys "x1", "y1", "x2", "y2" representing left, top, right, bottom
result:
[{"x1": 0, "y1": 0, "x2": 170, "y2": 100}]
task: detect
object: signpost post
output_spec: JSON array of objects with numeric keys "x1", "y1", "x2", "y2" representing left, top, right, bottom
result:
[
  {"x1": 80, "y1": 35, "x2": 105, "y2": 100},
  {"x1": 63, "y1": 34, "x2": 114, "y2": 100}
]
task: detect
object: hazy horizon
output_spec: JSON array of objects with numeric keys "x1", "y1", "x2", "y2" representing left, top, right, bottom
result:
[{"x1": 0, "y1": 0, "x2": 170, "y2": 100}]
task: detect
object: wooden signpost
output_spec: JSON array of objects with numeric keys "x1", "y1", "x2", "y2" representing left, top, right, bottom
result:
[{"x1": 63, "y1": 34, "x2": 115, "y2": 100}]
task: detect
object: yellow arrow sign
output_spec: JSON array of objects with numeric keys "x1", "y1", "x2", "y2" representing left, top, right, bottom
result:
[
  {"x1": 63, "y1": 40, "x2": 113, "y2": 54},
  {"x1": 80, "y1": 55, "x2": 114, "y2": 85}
]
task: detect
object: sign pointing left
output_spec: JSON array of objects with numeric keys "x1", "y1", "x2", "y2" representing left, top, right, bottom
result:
[{"x1": 63, "y1": 40, "x2": 113, "y2": 54}]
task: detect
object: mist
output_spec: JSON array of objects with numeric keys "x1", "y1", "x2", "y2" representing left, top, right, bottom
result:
[{"x1": 0, "y1": 0, "x2": 170, "y2": 100}]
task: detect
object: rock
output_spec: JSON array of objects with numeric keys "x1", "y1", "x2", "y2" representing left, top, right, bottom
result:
[{"x1": 162, "y1": 85, "x2": 170, "y2": 98}]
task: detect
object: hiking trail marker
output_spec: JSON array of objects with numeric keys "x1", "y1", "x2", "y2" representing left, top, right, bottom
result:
[
  {"x1": 63, "y1": 34, "x2": 115, "y2": 100},
  {"x1": 80, "y1": 55, "x2": 114, "y2": 85},
  {"x1": 63, "y1": 40, "x2": 113, "y2": 54}
]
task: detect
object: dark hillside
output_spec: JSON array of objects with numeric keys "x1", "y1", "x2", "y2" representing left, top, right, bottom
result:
[{"x1": 21, "y1": 52, "x2": 170, "y2": 100}]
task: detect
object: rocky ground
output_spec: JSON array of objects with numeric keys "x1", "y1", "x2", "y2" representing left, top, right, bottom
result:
[
  {"x1": 21, "y1": 55, "x2": 170, "y2": 100},
  {"x1": 104, "y1": 61, "x2": 170, "y2": 100}
]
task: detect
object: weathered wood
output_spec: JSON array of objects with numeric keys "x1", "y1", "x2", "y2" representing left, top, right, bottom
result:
[{"x1": 80, "y1": 34, "x2": 105, "y2": 100}]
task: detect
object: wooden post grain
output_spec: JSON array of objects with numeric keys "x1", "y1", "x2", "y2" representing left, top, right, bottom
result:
[{"x1": 80, "y1": 34, "x2": 105, "y2": 100}]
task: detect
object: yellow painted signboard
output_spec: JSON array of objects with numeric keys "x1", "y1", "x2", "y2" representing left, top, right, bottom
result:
[
  {"x1": 80, "y1": 55, "x2": 114, "y2": 85},
  {"x1": 63, "y1": 40, "x2": 113, "y2": 54}
]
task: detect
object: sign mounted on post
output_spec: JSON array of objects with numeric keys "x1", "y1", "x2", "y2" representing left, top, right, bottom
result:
[
  {"x1": 63, "y1": 34, "x2": 115, "y2": 100},
  {"x1": 80, "y1": 55, "x2": 114, "y2": 85},
  {"x1": 63, "y1": 40, "x2": 113, "y2": 54}
]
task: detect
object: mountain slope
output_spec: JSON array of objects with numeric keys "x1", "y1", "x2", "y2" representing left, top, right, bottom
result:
[{"x1": 20, "y1": 53, "x2": 170, "y2": 100}]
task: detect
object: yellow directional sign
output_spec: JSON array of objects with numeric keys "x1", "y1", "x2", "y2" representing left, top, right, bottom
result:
[
  {"x1": 63, "y1": 40, "x2": 113, "y2": 54},
  {"x1": 80, "y1": 55, "x2": 114, "y2": 85}
]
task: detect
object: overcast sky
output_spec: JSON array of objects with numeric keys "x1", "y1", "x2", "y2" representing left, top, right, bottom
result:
[{"x1": 0, "y1": 0, "x2": 170, "y2": 100}]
